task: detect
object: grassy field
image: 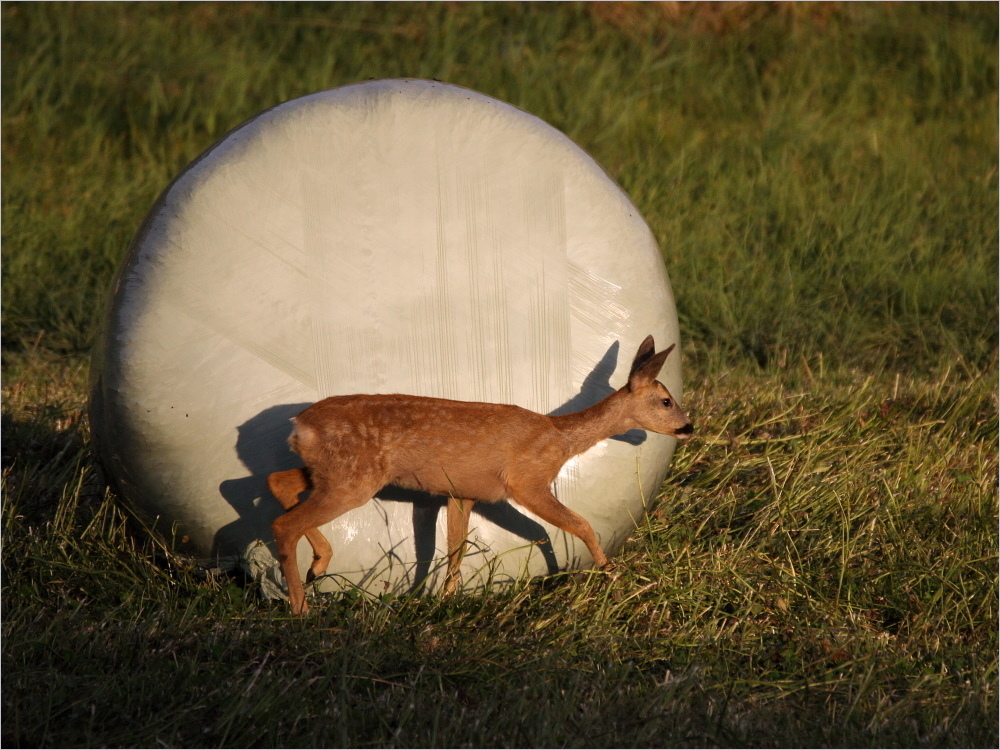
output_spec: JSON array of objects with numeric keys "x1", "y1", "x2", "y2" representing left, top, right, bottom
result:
[{"x1": 2, "y1": 2, "x2": 997, "y2": 747}]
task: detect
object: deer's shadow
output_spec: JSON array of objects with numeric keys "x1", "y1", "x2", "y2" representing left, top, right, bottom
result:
[{"x1": 215, "y1": 340, "x2": 645, "y2": 591}]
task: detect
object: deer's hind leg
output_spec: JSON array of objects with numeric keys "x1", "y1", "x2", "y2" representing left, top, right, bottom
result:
[
  {"x1": 267, "y1": 468, "x2": 332, "y2": 582},
  {"x1": 272, "y1": 474, "x2": 379, "y2": 615},
  {"x1": 507, "y1": 480, "x2": 609, "y2": 570}
]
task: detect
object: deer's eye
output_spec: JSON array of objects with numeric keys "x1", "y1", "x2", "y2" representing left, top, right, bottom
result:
[{"x1": 662, "y1": 398, "x2": 672, "y2": 408}]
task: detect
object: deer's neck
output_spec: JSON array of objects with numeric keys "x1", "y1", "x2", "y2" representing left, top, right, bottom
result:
[{"x1": 549, "y1": 388, "x2": 634, "y2": 457}]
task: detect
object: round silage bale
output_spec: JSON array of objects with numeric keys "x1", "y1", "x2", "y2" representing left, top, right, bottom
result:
[{"x1": 90, "y1": 79, "x2": 683, "y2": 596}]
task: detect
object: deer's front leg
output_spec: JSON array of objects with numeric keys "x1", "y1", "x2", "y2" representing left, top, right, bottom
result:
[
  {"x1": 507, "y1": 480, "x2": 609, "y2": 569},
  {"x1": 443, "y1": 497, "x2": 475, "y2": 596}
]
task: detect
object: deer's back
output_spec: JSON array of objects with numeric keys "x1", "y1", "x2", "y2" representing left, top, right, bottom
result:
[{"x1": 291, "y1": 394, "x2": 569, "y2": 501}]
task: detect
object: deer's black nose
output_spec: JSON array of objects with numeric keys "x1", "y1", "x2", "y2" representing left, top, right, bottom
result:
[{"x1": 674, "y1": 423, "x2": 693, "y2": 437}]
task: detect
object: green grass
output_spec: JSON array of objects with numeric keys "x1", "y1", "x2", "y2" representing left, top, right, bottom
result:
[{"x1": 2, "y1": 2, "x2": 997, "y2": 747}]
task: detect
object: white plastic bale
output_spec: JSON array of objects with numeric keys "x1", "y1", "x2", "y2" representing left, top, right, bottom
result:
[{"x1": 90, "y1": 79, "x2": 682, "y2": 595}]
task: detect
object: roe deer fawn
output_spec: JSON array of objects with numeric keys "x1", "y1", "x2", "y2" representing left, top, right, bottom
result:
[{"x1": 269, "y1": 335, "x2": 692, "y2": 614}]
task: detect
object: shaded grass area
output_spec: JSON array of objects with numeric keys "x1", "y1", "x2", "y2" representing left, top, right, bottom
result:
[
  {"x1": 2, "y1": 353, "x2": 996, "y2": 747},
  {"x1": 2, "y1": 2, "x2": 997, "y2": 367},
  {"x1": 2, "y1": 2, "x2": 997, "y2": 747}
]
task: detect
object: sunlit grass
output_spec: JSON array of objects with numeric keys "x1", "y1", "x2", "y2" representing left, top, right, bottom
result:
[{"x1": 3, "y1": 352, "x2": 995, "y2": 747}]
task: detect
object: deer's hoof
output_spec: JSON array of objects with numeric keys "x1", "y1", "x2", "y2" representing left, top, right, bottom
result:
[{"x1": 597, "y1": 560, "x2": 621, "y2": 580}]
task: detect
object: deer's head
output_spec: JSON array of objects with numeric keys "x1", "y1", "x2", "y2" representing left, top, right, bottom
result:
[{"x1": 625, "y1": 336, "x2": 693, "y2": 440}]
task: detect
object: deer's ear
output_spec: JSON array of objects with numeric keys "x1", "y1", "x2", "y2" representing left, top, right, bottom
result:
[
  {"x1": 628, "y1": 343, "x2": 675, "y2": 391},
  {"x1": 628, "y1": 336, "x2": 656, "y2": 381}
]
